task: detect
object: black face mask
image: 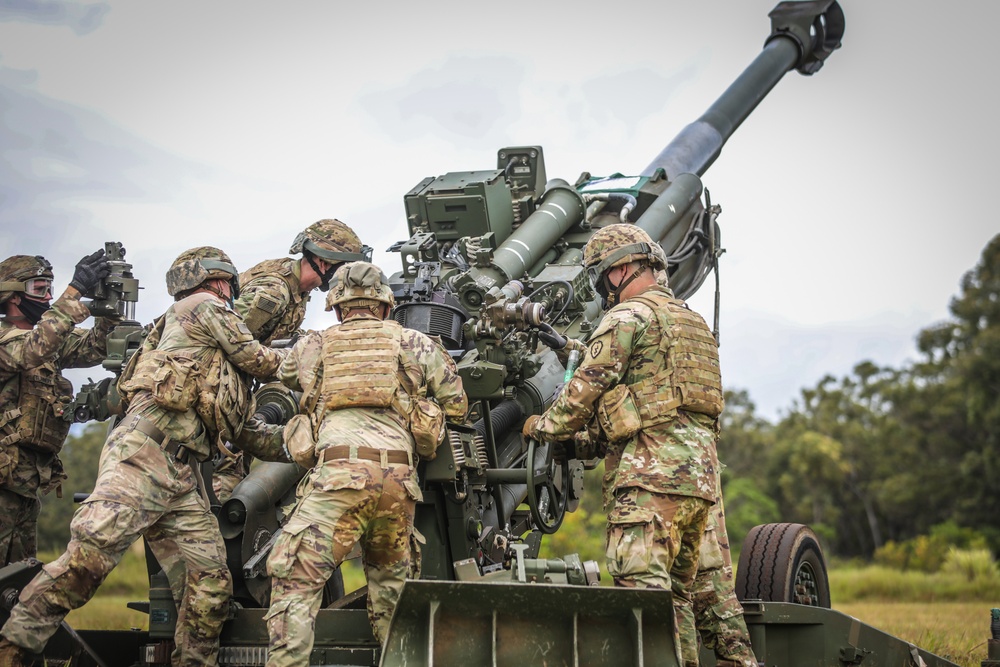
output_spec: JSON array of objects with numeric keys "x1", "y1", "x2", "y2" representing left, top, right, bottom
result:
[
  {"x1": 18, "y1": 296, "x2": 51, "y2": 325},
  {"x1": 307, "y1": 255, "x2": 337, "y2": 292}
]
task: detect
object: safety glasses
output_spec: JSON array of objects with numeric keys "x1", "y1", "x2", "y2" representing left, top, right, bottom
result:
[{"x1": 22, "y1": 278, "x2": 53, "y2": 298}]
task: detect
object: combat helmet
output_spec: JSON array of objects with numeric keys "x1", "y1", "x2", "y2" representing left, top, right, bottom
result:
[
  {"x1": 289, "y1": 219, "x2": 370, "y2": 264},
  {"x1": 0, "y1": 255, "x2": 54, "y2": 305},
  {"x1": 166, "y1": 246, "x2": 240, "y2": 299},
  {"x1": 325, "y1": 261, "x2": 395, "y2": 315},
  {"x1": 582, "y1": 224, "x2": 668, "y2": 307}
]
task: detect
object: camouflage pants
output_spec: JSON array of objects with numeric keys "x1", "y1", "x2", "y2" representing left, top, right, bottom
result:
[
  {"x1": 606, "y1": 488, "x2": 711, "y2": 667},
  {"x1": 265, "y1": 459, "x2": 418, "y2": 666},
  {"x1": 0, "y1": 420, "x2": 231, "y2": 667},
  {"x1": 694, "y1": 487, "x2": 756, "y2": 667},
  {"x1": 211, "y1": 452, "x2": 247, "y2": 504},
  {"x1": 0, "y1": 488, "x2": 39, "y2": 566}
]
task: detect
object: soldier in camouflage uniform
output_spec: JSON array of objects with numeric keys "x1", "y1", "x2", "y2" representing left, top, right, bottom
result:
[
  {"x1": 265, "y1": 262, "x2": 467, "y2": 663},
  {"x1": 0, "y1": 247, "x2": 288, "y2": 667},
  {"x1": 0, "y1": 250, "x2": 113, "y2": 565},
  {"x1": 644, "y1": 275, "x2": 756, "y2": 667},
  {"x1": 213, "y1": 219, "x2": 369, "y2": 502},
  {"x1": 523, "y1": 224, "x2": 723, "y2": 667}
]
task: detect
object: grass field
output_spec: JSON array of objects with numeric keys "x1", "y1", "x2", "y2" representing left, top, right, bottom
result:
[{"x1": 832, "y1": 602, "x2": 991, "y2": 667}]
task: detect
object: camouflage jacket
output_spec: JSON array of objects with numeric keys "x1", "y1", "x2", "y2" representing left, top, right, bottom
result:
[
  {"x1": 234, "y1": 257, "x2": 309, "y2": 346},
  {"x1": 527, "y1": 284, "x2": 718, "y2": 507},
  {"x1": 0, "y1": 290, "x2": 114, "y2": 497},
  {"x1": 123, "y1": 292, "x2": 286, "y2": 460},
  {"x1": 279, "y1": 315, "x2": 468, "y2": 455}
]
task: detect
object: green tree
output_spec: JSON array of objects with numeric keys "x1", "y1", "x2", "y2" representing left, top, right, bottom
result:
[
  {"x1": 718, "y1": 389, "x2": 775, "y2": 482},
  {"x1": 912, "y1": 233, "x2": 1000, "y2": 544},
  {"x1": 36, "y1": 422, "x2": 109, "y2": 552}
]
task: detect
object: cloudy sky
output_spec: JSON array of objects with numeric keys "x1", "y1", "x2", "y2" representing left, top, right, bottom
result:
[{"x1": 1, "y1": 0, "x2": 996, "y2": 420}]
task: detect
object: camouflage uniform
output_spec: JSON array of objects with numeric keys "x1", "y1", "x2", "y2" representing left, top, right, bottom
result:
[
  {"x1": 0, "y1": 255, "x2": 113, "y2": 565},
  {"x1": 694, "y1": 472, "x2": 757, "y2": 667},
  {"x1": 0, "y1": 248, "x2": 286, "y2": 667},
  {"x1": 215, "y1": 219, "x2": 367, "y2": 502},
  {"x1": 525, "y1": 224, "x2": 723, "y2": 667},
  {"x1": 265, "y1": 262, "x2": 466, "y2": 665}
]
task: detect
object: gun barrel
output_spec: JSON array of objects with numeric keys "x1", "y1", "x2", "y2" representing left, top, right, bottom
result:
[{"x1": 642, "y1": 0, "x2": 844, "y2": 180}]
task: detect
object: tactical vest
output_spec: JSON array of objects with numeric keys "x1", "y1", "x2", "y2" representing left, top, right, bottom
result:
[
  {"x1": 119, "y1": 310, "x2": 253, "y2": 448},
  {"x1": 0, "y1": 329, "x2": 72, "y2": 454},
  {"x1": 626, "y1": 290, "x2": 724, "y2": 423},
  {"x1": 321, "y1": 319, "x2": 403, "y2": 412},
  {"x1": 240, "y1": 258, "x2": 307, "y2": 344}
]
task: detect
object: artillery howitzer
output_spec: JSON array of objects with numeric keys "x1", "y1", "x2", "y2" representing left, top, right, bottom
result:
[{"x1": 3, "y1": 2, "x2": 997, "y2": 666}]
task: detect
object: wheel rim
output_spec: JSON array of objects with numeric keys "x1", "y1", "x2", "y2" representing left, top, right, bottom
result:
[{"x1": 792, "y1": 560, "x2": 820, "y2": 605}]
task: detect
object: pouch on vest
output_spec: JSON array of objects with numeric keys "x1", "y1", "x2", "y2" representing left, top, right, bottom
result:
[
  {"x1": 117, "y1": 317, "x2": 162, "y2": 411},
  {"x1": 596, "y1": 384, "x2": 642, "y2": 444},
  {"x1": 410, "y1": 396, "x2": 445, "y2": 459},
  {"x1": 283, "y1": 413, "x2": 318, "y2": 469},
  {"x1": 144, "y1": 350, "x2": 200, "y2": 411},
  {"x1": 10, "y1": 369, "x2": 72, "y2": 454}
]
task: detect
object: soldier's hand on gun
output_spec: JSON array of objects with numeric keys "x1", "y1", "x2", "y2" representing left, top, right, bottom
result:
[
  {"x1": 70, "y1": 249, "x2": 111, "y2": 296},
  {"x1": 521, "y1": 414, "x2": 540, "y2": 439},
  {"x1": 536, "y1": 323, "x2": 566, "y2": 350}
]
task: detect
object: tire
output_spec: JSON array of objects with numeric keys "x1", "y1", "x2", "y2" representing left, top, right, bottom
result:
[{"x1": 735, "y1": 523, "x2": 831, "y2": 608}]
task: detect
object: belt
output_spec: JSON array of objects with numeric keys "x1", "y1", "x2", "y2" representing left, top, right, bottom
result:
[
  {"x1": 128, "y1": 415, "x2": 191, "y2": 465},
  {"x1": 321, "y1": 445, "x2": 411, "y2": 467}
]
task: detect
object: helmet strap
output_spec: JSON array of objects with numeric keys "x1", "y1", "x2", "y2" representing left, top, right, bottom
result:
[
  {"x1": 307, "y1": 254, "x2": 336, "y2": 292},
  {"x1": 203, "y1": 280, "x2": 234, "y2": 308},
  {"x1": 603, "y1": 262, "x2": 645, "y2": 308}
]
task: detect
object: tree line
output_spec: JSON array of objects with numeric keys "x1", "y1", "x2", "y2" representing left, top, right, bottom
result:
[
  {"x1": 720, "y1": 233, "x2": 1000, "y2": 560},
  {"x1": 39, "y1": 234, "x2": 1000, "y2": 565}
]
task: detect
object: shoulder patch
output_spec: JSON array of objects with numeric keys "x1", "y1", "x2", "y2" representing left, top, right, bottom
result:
[{"x1": 589, "y1": 339, "x2": 604, "y2": 359}]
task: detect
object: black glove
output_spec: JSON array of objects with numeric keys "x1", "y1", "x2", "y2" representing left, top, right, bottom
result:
[
  {"x1": 537, "y1": 323, "x2": 567, "y2": 350},
  {"x1": 70, "y1": 249, "x2": 111, "y2": 295}
]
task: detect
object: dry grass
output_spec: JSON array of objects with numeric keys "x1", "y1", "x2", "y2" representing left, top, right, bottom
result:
[{"x1": 833, "y1": 601, "x2": 992, "y2": 667}]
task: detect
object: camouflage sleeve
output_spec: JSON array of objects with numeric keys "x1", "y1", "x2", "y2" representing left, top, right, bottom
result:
[
  {"x1": 58, "y1": 315, "x2": 116, "y2": 369},
  {"x1": 277, "y1": 331, "x2": 322, "y2": 394},
  {"x1": 529, "y1": 305, "x2": 645, "y2": 442},
  {"x1": 232, "y1": 416, "x2": 291, "y2": 463},
  {"x1": 411, "y1": 332, "x2": 468, "y2": 421},
  {"x1": 0, "y1": 290, "x2": 91, "y2": 371},
  {"x1": 233, "y1": 275, "x2": 292, "y2": 340},
  {"x1": 196, "y1": 298, "x2": 287, "y2": 380}
]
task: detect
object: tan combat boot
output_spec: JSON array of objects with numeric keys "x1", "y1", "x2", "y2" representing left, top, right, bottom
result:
[{"x1": 0, "y1": 638, "x2": 34, "y2": 667}]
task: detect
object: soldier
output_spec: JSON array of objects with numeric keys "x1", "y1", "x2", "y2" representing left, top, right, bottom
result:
[
  {"x1": 213, "y1": 219, "x2": 369, "y2": 502},
  {"x1": 265, "y1": 261, "x2": 467, "y2": 663},
  {"x1": 0, "y1": 250, "x2": 113, "y2": 565},
  {"x1": 523, "y1": 224, "x2": 723, "y2": 667},
  {"x1": 645, "y1": 274, "x2": 757, "y2": 667},
  {"x1": 0, "y1": 247, "x2": 288, "y2": 667}
]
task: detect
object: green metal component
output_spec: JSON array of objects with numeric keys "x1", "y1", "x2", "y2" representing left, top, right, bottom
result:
[
  {"x1": 405, "y1": 170, "x2": 514, "y2": 244},
  {"x1": 382, "y1": 581, "x2": 677, "y2": 667},
  {"x1": 742, "y1": 602, "x2": 958, "y2": 667},
  {"x1": 62, "y1": 241, "x2": 146, "y2": 424}
]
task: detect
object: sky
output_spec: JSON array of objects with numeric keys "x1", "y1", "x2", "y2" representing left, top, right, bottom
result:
[{"x1": 1, "y1": 0, "x2": 996, "y2": 421}]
